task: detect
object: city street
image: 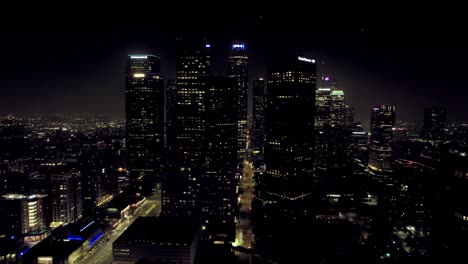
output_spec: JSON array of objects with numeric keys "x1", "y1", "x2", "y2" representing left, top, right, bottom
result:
[
  {"x1": 235, "y1": 161, "x2": 255, "y2": 249},
  {"x1": 76, "y1": 194, "x2": 161, "y2": 264}
]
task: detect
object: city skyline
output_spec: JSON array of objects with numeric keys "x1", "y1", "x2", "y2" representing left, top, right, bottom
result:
[
  {"x1": 1, "y1": 9, "x2": 467, "y2": 122},
  {"x1": 1, "y1": 7, "x2": 468, "y2": 264}
]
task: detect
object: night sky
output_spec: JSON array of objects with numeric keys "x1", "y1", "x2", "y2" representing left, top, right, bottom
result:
[{"x1": 1, "y1": 4, "x2": 467, "y2": 122}]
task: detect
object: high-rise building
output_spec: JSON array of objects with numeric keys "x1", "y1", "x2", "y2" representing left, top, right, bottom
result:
[
  {"x1": 50, "y1": 171, "x2": 82, "y2": 225},
  {"x1": 0, "y1": 194, "x2": 47, "y2": 238},
  {"x1": 125, "y1": 54, "x2": 165, "y2": 196},
  {"x1": 368, "y1": 105, "x2": 395, "y2": 173},
  {"x1": 162, "y1": 37, "x2": 210, "y2": 217},
  {"x1": 252, "y1": 78, "x2": 266, "y2": 162},
  {"x1": 228, "y1": 42, "x2": 248, "y2": 162},
  {"x1": 330, "y1": 90, "x2": 345, "y2": 127},
  {"x1": 344, "y1": 104, "x2": 355, "y2": 128},
  {"x1": 315, "y1": 88, "x2": 331, "y2": 129},
  {"x1": 262, "y1": 55, "x2": 316, "y2": 201},
  {"x1": 348, "y1": 122, "x2": 369, "y2": 165},
  {"x1": 201, "y1": 76, "x2": 239, "y2": 241},
  {"x1": 422, "y1": 107, "x2": 447, "y2": 140}
]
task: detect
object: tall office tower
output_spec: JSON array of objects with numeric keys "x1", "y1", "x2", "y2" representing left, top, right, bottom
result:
[
  {"x1": 50, "y1": 171, "x2": 82, "y2": 225},
  {"x1": 228, "y1": 42, "x2": 248, "y2": 162},
  {"x1": 125, "y1": 54, "x2": 165, "y2": 196},
  {"x1": 200, "y1": 76, "x2": 238, "y2": 242},
  {"x1": 344, "y1": 105, "x2": 355, "y2": 128},
  {"x1": 422, "y1": 107, "x2": 447, "y2": 140},
  {"x1": 315, "y1": 87, "x2": 332, "y2": 129},
  {"x1": 330, "y1": 90, "x2": 345, "y2": 127},
  {"x1": 348, "y1": 122, "x2": 369, "y2": 165},
  {"x1": 0, "y1": 194, "x2": 47, "y2": 239},
  {"x1": 368, "y1": 105, "x2": 396, "y2": 173},
  {"x1": 162, "y1": 37, "x2": 210, "y2": 217},
  {"x1": 262, "y1": 55, "x2": 316, "y2": 201},
  {"x1": 252, "y1": 78, "x2": 266, "y2": 162}
]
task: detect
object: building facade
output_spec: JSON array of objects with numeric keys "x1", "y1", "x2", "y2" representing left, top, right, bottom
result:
[
  {"x1": 422, "y1": 107, "x2": 446, "y2": 140},
  {"x1": 252, "y1": 78, "x2": 266, "y2": 162},
  {"x1": 368, "y1": 105, "x2": 395, "y2": 173},
  {"x1": 125, "y1": 54, "x2": 165, "y2": 196},
  {"x1": 51, "y1": 171, "x2": 82, "y2": 225},
  {"x1": 228, "y1": 42, "x2": 248, "y2": 162},
  {"x1": 162, "y1": 37, "x2": 211, "y2": 217},
  {"x1": 262, "y1": 55, "x2": 316, "y2": 201}
]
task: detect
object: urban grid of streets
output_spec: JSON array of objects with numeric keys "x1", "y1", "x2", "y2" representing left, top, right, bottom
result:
[{"x1": 75, "y1": 160, "x2": 255, "y2": 264}]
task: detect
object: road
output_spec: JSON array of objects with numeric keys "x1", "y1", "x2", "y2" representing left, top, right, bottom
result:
[
  {"x1": 235, "y1": 160, "x2": 255, "y2": 249},
  {"x1": 76, "y1": 194, "x2": 161, "y2": 264}
]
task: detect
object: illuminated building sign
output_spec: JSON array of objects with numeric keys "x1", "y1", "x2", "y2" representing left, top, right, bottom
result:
[
  {"x1": 232, "y1": 43, "x2": 245, "y2": 49},
  {"x1": 206, "y1": 44, "x2": 211, "y2": 48},
  {"x1": 298, "y1": 56, "x2": 315, "y2": 63},
  {"x1": 130, "y1": 55, "x2": 148, "y2": 59}
]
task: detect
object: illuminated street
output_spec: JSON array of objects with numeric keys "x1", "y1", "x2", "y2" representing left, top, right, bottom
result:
[
  {"x1": 235, "y1": 160, "x2": 255, "y2": 249},
  {"x1": 76, "y1": 194, "x2": 161, "y2": 264}
]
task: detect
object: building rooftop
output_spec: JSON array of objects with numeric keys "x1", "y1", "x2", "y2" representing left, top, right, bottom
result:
[
  {"x1": 25, "y1": 237, "x2": 82, "y2": 259},
  {"x1": 114, "y1": 217, "x2": 199, "y2": 246}
]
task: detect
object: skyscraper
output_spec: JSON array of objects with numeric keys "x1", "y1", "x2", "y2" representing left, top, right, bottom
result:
[
  {"x1": 162, "y1": 37, "x2": 210, "y2": 216},
  {"x1": 422, "y1": 107, "x2": 447, "y2": 140},
  {"x1": 125, "y1": 55, "x2": 165, "y2": 196},
  {"x1": 262, "y1": 55, "x2": 316, "y2": 201},
  {"x1": 330, "y1": 90, "x2": 345, "y2": 127},
  {"x1": 228, "y1": 42, "x2": 248, "y2": 162},
  {"x1": 315, "y1": 87, "x2": 332, "y2": 129},
  {"x1": 252, "y1": 78, "x2": 266, "y2": 162},
  {"x1": 201, "y1": 76, "x2": 239, "y2": 241},
  {"x1": 51, "y1": 171, "x2": 82, "y2": 225},
  {"x1": 368, "y1": 105, "x2": 395, "y2": 173}
]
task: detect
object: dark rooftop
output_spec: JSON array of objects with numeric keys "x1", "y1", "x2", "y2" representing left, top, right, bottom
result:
[
  {"x1": 26, "y1": 237, "x2": 82, "y2": 258},
  {"x1": 114, "y1": 216, "x2": 199, "y2": 245}
]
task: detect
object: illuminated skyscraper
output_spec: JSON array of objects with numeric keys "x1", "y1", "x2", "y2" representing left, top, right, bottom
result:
[
  {"x1": 200, "y1": 76, "x2": 238, "y2": 241},
  {"x1": 162, "y1": 37, "x2": 210, "y2": 216},
  {"x1": 368, "y1": 105, "x2": 395, "y2": 173},
  {"x1": 262, "y1": 55, "x2": 316, "y2": 201},
  {"x1": 252, "y1": 78, "x2": 266, "y2": 161},
  {"x1": 422, "y1": 107, "x2": 446, "y2": 140},
  {"x1": 330, "y1": 90, "x2": 345, "y2": 127},
  {"x1": 125, "y1": 55, "x2": 165, "y2": 195},
  {"x1": 228, "y1": 42, "x2": 248, "y2": 162},
  {"x1": 51, "y1": 171, "x2": 82, "y2": 225},
  {"x1": 315, "y1": 87, "x2": 331, "y2": 129}
]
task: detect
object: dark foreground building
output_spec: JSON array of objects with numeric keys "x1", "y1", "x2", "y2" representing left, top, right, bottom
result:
[{"x1": 113, "y1": 217, "x2": 200, "y2": 264}]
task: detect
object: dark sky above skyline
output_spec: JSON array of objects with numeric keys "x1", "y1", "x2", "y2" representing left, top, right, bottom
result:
[{"x1": 1, "y1": 4, "x2": 467, "y2": 123}]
